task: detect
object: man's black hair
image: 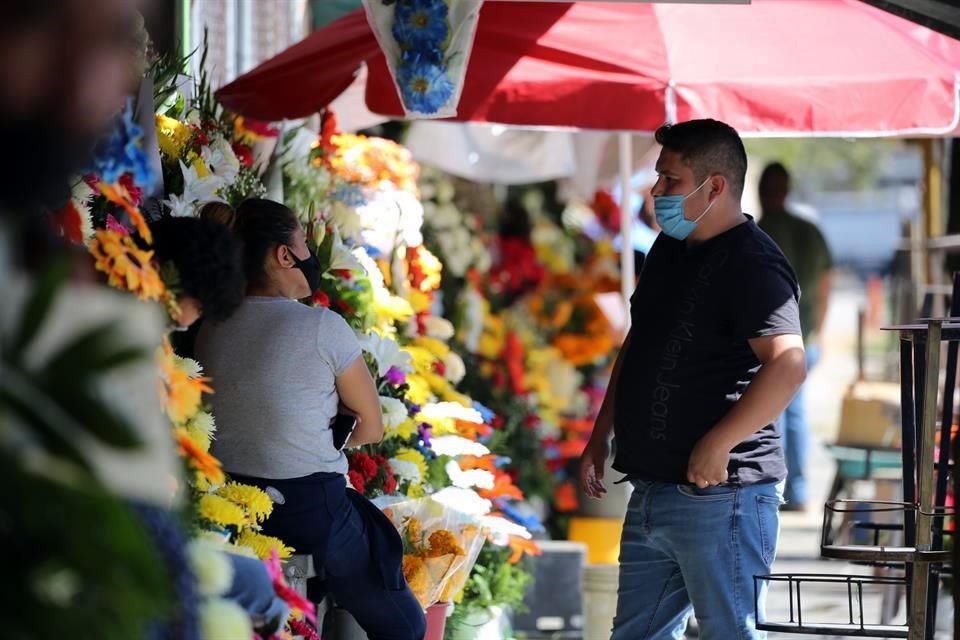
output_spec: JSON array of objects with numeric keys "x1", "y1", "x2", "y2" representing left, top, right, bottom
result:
[{"x1": 654, "y1": 119, "x2": 748, "y2": 199}]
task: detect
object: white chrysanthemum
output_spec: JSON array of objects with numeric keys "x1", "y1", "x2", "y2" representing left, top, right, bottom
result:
[
  {"x1": 459, "y1": 289, "x2": 485, "y2": 353},
  {"x1": 201, "y1": 598, "x2": 252, "y2": 640},
  {"x1": 359, "y1": 331, "x2": 414, "y2": 377},
  {"x1": 187, "y1": 411, "x2": 217, "y2": 440},
  {"x1": 430, "y1": 435, "x2": 489, "y2": 458},
  {"x1": 445, "y1": 460, "x2": 495, "y2": 490},
  {"x1": 187, "y1": 540, "x2": 233, "y2": 597},
  {"x1": 435, "y1": 178, "x2": 456, "y2": 203},
  {"x1": 431, "y1": 202, "x2": 461, "y2": 228},
  {"x1": 380, "y1": 396, "x2": 409, "y2": 430},
  {"x1": 388, "y1": 458, "x2": 422, "y2": 486},
  {"x1": 71, "y1": 179, "x2": 96, "y2": 240},
  {"x1": 422, "y1": 316, "x2": 455, "y2": 341},
  {"x1": 442, "y1": 351, "x2": 466, "y2": 385},
  {"x1": 420, "y1": 402, "x2": 483, "y2": 425},
  {"x1": 431, "y1": 487, "x2": 492, "y2": 517}
]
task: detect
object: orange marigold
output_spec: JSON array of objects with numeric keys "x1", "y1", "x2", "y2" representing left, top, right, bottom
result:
[{"x1": 425, "y1": 530, "x2": 465, "y2": 558}]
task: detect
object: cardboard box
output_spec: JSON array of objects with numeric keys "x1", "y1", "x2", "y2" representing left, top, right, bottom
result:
[{"x1": 836, "y1": 381, "x2": 902, "y2": 448}]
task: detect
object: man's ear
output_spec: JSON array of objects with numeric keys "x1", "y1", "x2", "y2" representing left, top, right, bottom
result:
[{"x1": 710, "y1": 174, "x2": 727, "y2": 199}]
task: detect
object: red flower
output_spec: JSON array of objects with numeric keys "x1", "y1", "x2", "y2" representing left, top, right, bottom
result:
[
  {"x1": 118, "y1": 173, "x2": 142, "y2": 206},
  {"x1": 335, "y1": 299, "x2": 354, "y2": 315},
  {"x1": 52, "y1": 200, "x2": 84, "y2": 245},
  {"x1": 289, "y1": 617, "x2": 321, "y2": 640},
  {"x1": 384, "y1": 474, "x2": 397, "y2": 495},
  {"x1": 504, "y1": 332, "x2": 526, "y2": 396},
  {"x1": 350, "y1": 453, "x2": 378, "y2": 480},
  {"x1": 372, "y1": 455, "x2": 385, "y2": 465},
  {"x1": 312, "y1": 290, "x2": 331, "y2": 307},
  {"x1": 231, "y1": 142, "x2": 253, "y2": 167},
  {"x1": 347, "y1": 470, "x2": 366, "y2": 494},
  {"x1": 433, "y1": 361, "x2": 446, "y2": 377},
  {"x1": 189, "y1": 125, "x2": 209, "y2": 148},
  {"x1": 333, "y1": 269, "x2": 353, "y2": 281}
]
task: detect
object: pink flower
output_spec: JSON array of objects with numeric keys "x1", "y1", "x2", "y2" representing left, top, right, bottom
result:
[{"x1": 106, "y1": 214, "x2": 130, "y2": 236}]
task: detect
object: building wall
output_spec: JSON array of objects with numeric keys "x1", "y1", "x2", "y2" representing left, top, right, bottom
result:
[{"x1": 191, "y1": 0, "x2": 309, "y2": 89}]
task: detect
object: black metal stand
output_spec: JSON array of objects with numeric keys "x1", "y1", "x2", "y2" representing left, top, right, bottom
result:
[{"x1": 758, "y1": 319, "x2": 958, "y2": 638}]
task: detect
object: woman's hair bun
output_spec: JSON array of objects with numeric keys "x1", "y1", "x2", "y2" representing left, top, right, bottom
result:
[{"x1": 198, "y1": 201, "x2": 238, "y2": 230}]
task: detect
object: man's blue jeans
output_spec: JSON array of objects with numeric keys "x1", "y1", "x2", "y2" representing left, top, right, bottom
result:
[
  {"x1": 612, "y1": 480, "x2": 784, "y2": 640},
  {"x1": 782, "y1": 345, "x2": 819, "y2": 505}
]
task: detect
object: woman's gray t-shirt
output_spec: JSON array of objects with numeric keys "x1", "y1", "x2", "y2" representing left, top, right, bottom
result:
[{"x1": 196, "y1": 297, "x2": 362, "y2": 479}]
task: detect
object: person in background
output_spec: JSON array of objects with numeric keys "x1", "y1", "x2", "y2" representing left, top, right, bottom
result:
[
  {"x1": 758, "y1": 162, "x2": 833, "y2": 511},
  {"x1": 580, "y1": 119, "x2": 806, "y2": 639},
  {"x1": 141, "y1": 215, "x2": 247, "y2": 329},
  {"x1": 195, "y1": 198, "x2": 426, "y2": 640}
]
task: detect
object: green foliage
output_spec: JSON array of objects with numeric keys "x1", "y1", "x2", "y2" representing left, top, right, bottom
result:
[
  {"x1": 446, "y1": 545, "x2": 533, "y2": 636},
  {"x1": 745, "y1": 138, "x2": 903, "y2": 195}
]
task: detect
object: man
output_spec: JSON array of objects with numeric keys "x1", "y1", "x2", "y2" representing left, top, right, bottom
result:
[
  {"x1": 758, "y1": 162, "x2": 833, "y2": 511},
  {"x1": 580, "y1": 119, "x2": 806, "y2": 639}
]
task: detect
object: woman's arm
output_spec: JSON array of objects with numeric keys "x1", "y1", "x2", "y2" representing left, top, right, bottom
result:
[{"x1": 335, "y1": 357, "x2": 384, "y2": 447}]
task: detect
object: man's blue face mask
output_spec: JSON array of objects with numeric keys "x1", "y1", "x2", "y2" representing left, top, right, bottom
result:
[{"x1": 654, "y1": 177, "x2": 716, "y2": 241}]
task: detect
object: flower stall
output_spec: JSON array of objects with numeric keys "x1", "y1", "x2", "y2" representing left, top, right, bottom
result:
[{"x1": 58, "y1": 42, "x2": 554, "y2": 638}]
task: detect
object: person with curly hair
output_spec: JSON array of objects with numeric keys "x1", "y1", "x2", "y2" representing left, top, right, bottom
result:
[{"x1": 146, "y1": 215, "x2": 245, "y2": 329}]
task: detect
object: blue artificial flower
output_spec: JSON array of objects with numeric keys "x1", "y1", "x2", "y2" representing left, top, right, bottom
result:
[
  {"x1": 498, "y1": 501, "x2": 546, "y2": 533},
  {"x1": 392, "y1": 0, "x2": 449, "y2": 48},
  {"x1": 472, "y1": 401, "x2": 496, "y2": 424},
  {"x1": 397, "y1": 61, "x2": 455, "y2": 115},
  {"x1": 91, "y1": 98, "x2": 155, "y2": 187},
  {"x1": 401, "y1": 47, "x2": 443, "y2": 67},
  {"x1": 331, "y1": 183, "x2": 368, "y2": 207}
]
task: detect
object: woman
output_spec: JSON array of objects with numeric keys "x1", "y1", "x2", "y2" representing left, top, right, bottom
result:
[{"x1": 195, "y1": 199, "x2": 426, "y2": 640}]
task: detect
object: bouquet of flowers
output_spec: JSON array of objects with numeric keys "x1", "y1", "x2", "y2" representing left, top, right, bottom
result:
[{"x1": 380, "y1": 496, "x2": 486, "y2": 608}]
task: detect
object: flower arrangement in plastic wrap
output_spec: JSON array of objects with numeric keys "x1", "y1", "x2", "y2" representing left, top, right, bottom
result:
[
  {"x1": 150, "y1": 50, "x2": 265, "y2": 217},
  {"x1": 379, "y1": 496, "x2": 486, "y2": 608},
  {"x1": 363, "y1": 0, "x2": 483, "y2": 118}
]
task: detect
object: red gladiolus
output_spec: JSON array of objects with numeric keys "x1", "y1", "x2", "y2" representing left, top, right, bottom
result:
[{"x1": 312, "y1": 290, "x2": 330, "y2": 307}]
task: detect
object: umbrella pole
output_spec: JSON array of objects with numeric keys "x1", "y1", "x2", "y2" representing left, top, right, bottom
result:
[{"x1": 619, "y1": 132, "x2": 634, "y2": 330}]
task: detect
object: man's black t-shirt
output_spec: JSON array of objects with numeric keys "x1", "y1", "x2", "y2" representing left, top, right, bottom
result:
[{"x1": 612, "y1": 217, "x2": 801, "y2": 485}]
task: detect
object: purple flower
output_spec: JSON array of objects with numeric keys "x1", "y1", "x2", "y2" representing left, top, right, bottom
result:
[
  {"x1": 418, "y1": 422, "x2": 433, "y2": 446},
  {"x1": 385, "y1": 366, "x2": 407, "y2": 386}
]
